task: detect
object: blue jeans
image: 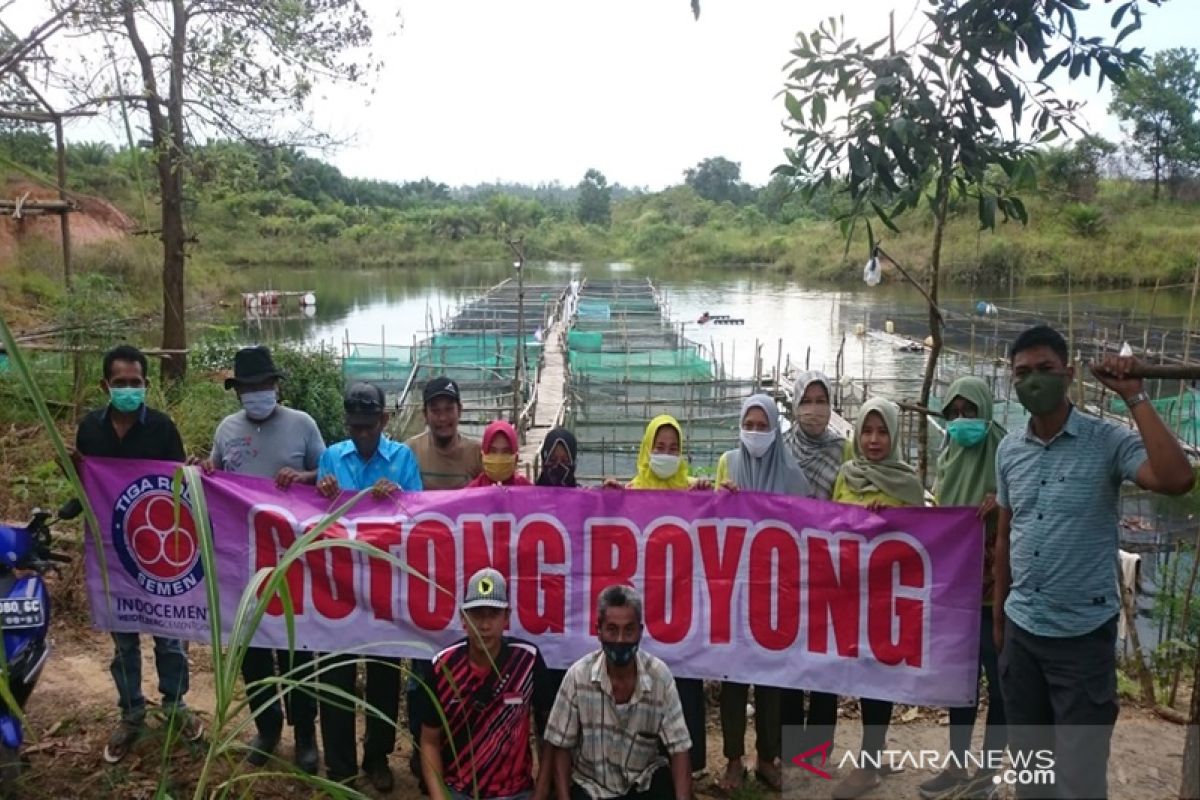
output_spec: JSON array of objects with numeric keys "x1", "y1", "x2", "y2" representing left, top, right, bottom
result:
[{"x1": 110, "y1": 632, "x2": 189, "y2": 722}]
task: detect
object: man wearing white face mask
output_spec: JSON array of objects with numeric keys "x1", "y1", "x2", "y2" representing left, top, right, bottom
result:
[
  {"x1": 713, "y1": 394, "x2": 810, "y2": 791},
  {"x1": 204, "y1": 345, "x2": 326, "y2": 774}
]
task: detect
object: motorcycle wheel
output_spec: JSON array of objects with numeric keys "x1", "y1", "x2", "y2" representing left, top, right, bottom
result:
[{"x1": 0, "y1": 745, "x2": 21, "y2": 799}]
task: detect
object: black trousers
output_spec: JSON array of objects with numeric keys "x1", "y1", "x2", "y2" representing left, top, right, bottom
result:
[
  {"x1": 1000, "y1": 615, "x2": 1119, "y2": 800},
  {"x1": 570, "y1": 764, "x2": 676, "y2": 799},
  {"x1": 780, "y1": 689, "x2": 839, "y2": 758},
  {"x1": 674, "y1": 677, "x2": 706, "y2": 773},
  {"x1": 319, "y1": 654, "x2": 402, "y2": 781},
  {"x1": 241, "y1": 646, "x2": 317, "y2": 738},
  {"x1": 949, "y1": 605, "x2": 1007, "y2": 759}
]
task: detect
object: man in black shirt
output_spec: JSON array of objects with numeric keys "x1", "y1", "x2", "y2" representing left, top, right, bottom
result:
[{"x1": 74, "y1": 345, "x2": 202, "y2": 763}]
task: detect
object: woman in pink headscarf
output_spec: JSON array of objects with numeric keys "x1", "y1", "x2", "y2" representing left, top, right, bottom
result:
[{"x1": 466, "y1": 419, "x2": 532, "y2": 487}]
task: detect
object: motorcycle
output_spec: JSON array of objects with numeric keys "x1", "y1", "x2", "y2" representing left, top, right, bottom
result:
[{"x1": 0, "y1": 499, "x2": 77, "y2": 794}]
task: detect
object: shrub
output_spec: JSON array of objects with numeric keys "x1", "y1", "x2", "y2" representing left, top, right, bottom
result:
[
  {"x1": 304, "y1": 214, "x2": 343, "y2": 241},
  {"x1": 1064, "y1": 204, "x2": 1106, "y2": 238}
]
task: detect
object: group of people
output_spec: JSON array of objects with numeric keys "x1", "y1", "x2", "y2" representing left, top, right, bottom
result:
[{"x1": 73, "y1": 321, "x2": 1193, "y2": 800}]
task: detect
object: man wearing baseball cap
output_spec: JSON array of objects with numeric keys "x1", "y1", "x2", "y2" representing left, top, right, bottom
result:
[
  {"x1": 315, "y1": 381, "x2": 422, "y2": 790},
  {"x1": 413, "y1": 568, "x2": 556, "y2": 800},
  {"x1": 405, "y1": 376, "x2": 483, "y2": 490},
  {"x1": 404, "y1": 375, "x2": 483, "y2": 787}
]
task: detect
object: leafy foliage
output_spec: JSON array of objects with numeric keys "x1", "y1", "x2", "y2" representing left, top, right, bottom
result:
[
  {"x1": 1040, "y1": 135, "x2": 1117, "y2": 202},
  {"x1": 1109, "y1": 47, "x2": 1200, "y2": 201},
  {"x1": 576, "y1": 168, "x2": 612, "y2": 226},
  {"x1": 684, "y1": 156, "x2": 752, "y2": 205}
]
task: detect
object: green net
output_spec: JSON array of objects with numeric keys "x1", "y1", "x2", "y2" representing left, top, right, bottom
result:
[
  {"x1": 568, "y1": 349, "x2": 713, "y2": 382},
  {"x1": 566, "y1": 331, "x2": 603, "y2": 353},
  {"x1": 344, "y1": 335, "x2": 542, "y2": 384},
  {"x1": 1110, "y1": 389, "x2": 1200, "y2": 446}
]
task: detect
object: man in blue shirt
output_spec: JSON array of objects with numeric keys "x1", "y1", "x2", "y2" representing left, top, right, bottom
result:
[
  {"x1": 994, "y1": 326, "x2": 1192, "y2": 799},
  {"x1": 316, "y1": 382, "x2": 422, "y2": 790}
]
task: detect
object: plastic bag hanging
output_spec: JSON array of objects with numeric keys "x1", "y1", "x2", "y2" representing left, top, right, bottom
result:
[
  {"x1": 1119, "y1": 341, "x2": 1133, "y2": 357},
  {"x1": 863, "y1": 256, "x2": 881, "y2": 286}
]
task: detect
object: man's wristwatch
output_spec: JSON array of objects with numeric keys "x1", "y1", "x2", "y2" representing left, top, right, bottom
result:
[{"x1": 1124, "y1": 390, "x2": 1150, "y2": 409}]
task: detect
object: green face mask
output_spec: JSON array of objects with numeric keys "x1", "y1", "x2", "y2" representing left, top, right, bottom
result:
[
  {"x1": 946, "y1": 418, "x2": 989, "y2": 448},
  {"x1": 1014, "y1": 372, "x2": 1068, "y2": 417},
  {"x1": 109, "y1": 387, "x2": 146, "y2": 414}
]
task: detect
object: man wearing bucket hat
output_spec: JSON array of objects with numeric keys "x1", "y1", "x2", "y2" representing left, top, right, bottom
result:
[
  {"x1": 413, "y1": 568, "x2": 556, "y2": 800},
  {"x1": 204, "y1": 345, "x2": 326, "y2": 773},
  {"x1": 315, "y1": 381, "x2": 422, "y2": 791}
]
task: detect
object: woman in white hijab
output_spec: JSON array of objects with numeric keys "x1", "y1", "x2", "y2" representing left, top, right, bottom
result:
[{"x1": 713, "y1": 394, "x2": 809, "y2": 791}]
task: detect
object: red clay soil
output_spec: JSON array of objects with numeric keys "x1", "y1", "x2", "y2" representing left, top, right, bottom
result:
[{"x1": 0, "y1": 179, "x2": 136, "y2": 263}]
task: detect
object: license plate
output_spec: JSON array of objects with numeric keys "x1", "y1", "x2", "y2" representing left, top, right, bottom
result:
[{"x1": 0, "y1": 598, "x2": 45, "y2": 629}]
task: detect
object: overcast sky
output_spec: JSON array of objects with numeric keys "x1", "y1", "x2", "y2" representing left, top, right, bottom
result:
[{"x1": 17, "y1": 0, "x2": 1200, "y2": 189}]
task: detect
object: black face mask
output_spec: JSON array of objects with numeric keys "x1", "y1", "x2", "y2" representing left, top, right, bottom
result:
[
  {"x1": 537, "y1": 462, "x2": 574, "y2": 487},
  {"x1": 601, "y1": 639, "x2": 639, "y2": 667}
]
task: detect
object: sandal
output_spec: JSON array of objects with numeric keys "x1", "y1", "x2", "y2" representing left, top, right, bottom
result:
[{"x1": 755, "y1": 758, "x2": 783, "y2": 792}]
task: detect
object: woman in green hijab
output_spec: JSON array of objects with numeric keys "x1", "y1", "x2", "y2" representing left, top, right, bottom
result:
[
  {"x1": 919, "y1": 376, "x2": 1009, "y2": 797},
  {"x1": 830, "y1": 397, "x2": 924, "y2": 799}
]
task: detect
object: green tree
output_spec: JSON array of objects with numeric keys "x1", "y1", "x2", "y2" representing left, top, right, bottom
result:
[
  {"x1": 778, "y1": 1, "x2": 1159, "y2": 478},
  {"x1": 1110, "y1": 47, "x2": 1200, "y2": 201},
  {"x1": 1040, "y1": 135, "x2": 1117, "y2": 202},
  {"x1": 684, "y1": 156, "x2": 751, "y2": 205},
  {"x1": 576, "y1": 168, "x2": 612, "y2": 226},
  {"x1": 43, "y1": 0, "x2": 378, "y2": 380}
]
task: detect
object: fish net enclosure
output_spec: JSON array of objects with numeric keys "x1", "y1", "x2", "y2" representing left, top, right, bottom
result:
[
  {"x1": 342, "y1": 279, "x2": 564, "y2": 441},
  {"x1": 566, "y1": 280, "x2": 750, "y2": 481}
]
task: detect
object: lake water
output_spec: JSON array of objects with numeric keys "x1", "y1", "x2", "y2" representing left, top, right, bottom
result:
[
  {"x1": 229, "y1": 260, "x2": 1197, "y2": 644},
  {"x1": 231, "y1": 260, "x2": 1198, "y2": 410}
]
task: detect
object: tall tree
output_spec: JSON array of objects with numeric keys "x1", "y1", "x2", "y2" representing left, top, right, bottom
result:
[
  {"x1": 576, "y1": 168, "x2": 612, "y2": 226},
  {"x1": 778, "y1": 1, "x2": 1160, "y2": 480},
  {"x1": 42, "y1": 0, "x2": 378, "y2": 379},
  {"x1": 684, "y1": 156, "x2": 750, "y2": 205},
  {"x1": 1110, "y1": 47, "x2": 1200, "y2": 201}
]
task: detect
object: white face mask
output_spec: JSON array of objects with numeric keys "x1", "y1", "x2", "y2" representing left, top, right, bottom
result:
[
  {"x1": 648, "y1": 453, "x2": 681, "y2": 479},
  {"x1": 241, "y1": 390, "x2": 278, "y2": 421},
  {"x1": 740, "y1": 429, "x2": 775, "y2": 458}
]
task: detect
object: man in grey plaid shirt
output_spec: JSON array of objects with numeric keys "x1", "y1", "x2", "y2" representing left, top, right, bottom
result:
[{"x1": 544, "y1": 585, "x2": 692, "y2": 800}]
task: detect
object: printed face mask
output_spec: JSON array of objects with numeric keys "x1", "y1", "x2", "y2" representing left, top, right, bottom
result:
[
  {"x1": 601, "y1": 639, "x2": 639, "y2": 667},
  {"x1": 648, "y1": 453, "x2": 681, "y2": 479},
  {"x1": 797, "y1": 404, "x2": 832, "y2": 435},
  {"x1": 540, "y1": 462, "x2": 572, "y2": 486}
]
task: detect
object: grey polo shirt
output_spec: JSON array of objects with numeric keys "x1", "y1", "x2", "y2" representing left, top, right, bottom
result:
[{"x1": 996, "y1": 406, "x2": 1146, "y2": 638}]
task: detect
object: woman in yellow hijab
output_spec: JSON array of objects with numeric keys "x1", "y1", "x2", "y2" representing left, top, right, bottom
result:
[{"x1": 607, "y1": 414, "x2": 710, "y2": 779}]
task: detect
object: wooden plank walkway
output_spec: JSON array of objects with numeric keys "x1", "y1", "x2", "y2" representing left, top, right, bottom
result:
[{"x1": 520, "y1": 319, "x2": 567, "y2": 468}]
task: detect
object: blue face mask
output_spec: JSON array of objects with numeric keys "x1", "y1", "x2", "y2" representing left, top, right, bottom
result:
[
  {"x1": 108, "y1": 387, "x2": 146, "y2": 414},
  {"x1": 241, "y1": 390, "x2": 278, "y2": 421},
  {"x1": 946, "y1": 418, "x2": 989, "y2": 448}
]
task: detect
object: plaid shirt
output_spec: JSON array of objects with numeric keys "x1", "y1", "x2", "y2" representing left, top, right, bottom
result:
[{"x1": 544, "y1": 649, "x2": 691, "y2": 798}]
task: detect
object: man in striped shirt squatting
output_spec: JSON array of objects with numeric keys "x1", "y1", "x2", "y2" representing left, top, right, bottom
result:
[
  {"x1": 544, "y1": 585, "x2": 693, "y2": 800},
  {"x1": 415, "y1": 568, "x2": 556, "y2": 800}
]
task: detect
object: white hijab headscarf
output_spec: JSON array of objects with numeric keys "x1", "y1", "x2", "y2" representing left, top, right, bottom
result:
[{"x1": 726, "y1": 394, "x2": 812, "y2": 496}]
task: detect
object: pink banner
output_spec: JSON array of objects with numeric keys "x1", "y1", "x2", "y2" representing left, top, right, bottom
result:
[{"x1": 81, "y1": 457, "x2": 984, "y2": 707}]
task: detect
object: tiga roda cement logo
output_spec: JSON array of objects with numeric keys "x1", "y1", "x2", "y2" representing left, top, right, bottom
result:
[{"x1": 112, "y1": 475, "x2": 204, "y2": 597}]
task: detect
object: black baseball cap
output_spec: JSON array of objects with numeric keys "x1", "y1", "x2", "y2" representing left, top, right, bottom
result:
[
  {"x1": 423, "y1": 376, "x2": 461, "y2": 406},
  {"x1": 344, "y1": 382, "x2": 386, "y2": 425}
]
